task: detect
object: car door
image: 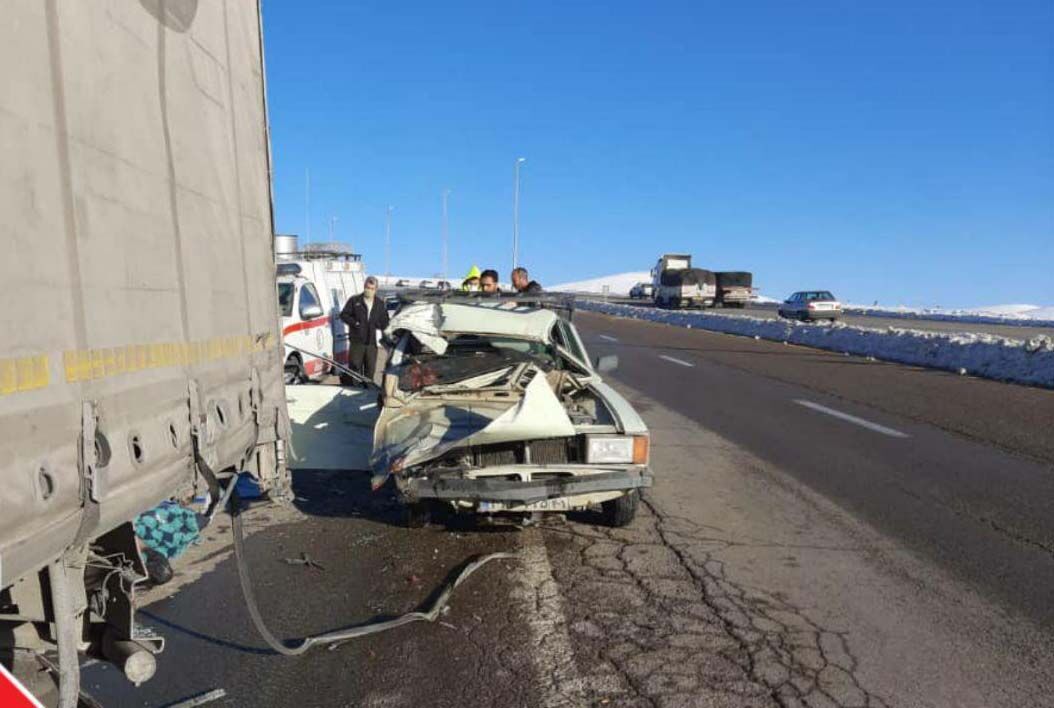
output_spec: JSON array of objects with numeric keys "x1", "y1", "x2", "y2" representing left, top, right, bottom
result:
[{"x1": 297, "y1": 282, "x2": 331, "y2": 379}]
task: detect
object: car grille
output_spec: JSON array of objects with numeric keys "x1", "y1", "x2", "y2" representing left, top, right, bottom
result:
[{"x1": 468, "y1": 437, "x2": 582, "y2": 467}]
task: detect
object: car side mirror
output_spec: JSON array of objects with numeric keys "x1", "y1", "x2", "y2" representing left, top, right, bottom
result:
[
  {"x1": 594, "y1": 354, "x2": 619, "y2": 373},
  {"x1": 301, "y1": 304, "x2": 324, "y2": 320}
]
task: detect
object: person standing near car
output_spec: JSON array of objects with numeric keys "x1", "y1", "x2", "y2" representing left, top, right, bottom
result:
[
  {"x1": 339, "y1": 276, "x2": 389, "y2": 384},
  {"x1": 479, "y1": 269, "x2": 501, "y2": 294},
  {"x1": 511, "y1": 267, "x2": 542, "y2": 294}
]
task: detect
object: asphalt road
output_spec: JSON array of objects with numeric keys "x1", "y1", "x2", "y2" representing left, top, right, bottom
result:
[
  {"x1": 601, "y1": 297, "x2": 1054, "y2": 339},
  {"x1": 84, "y1": 311, "x2": 1054, "y2": 707}
]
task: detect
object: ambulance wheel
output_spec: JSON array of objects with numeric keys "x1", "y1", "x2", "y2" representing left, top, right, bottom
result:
[{"x1": 284, "y1": 355, "x2": 304, "y2": 384}]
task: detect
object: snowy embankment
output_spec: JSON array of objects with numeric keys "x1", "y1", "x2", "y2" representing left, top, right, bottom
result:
[
  {"x1": 844, "y1": 304, "x2": 1054, "y2": 329},
  {"x1": 577, "y1": 301, "x2": 1054, "y2": 389}
]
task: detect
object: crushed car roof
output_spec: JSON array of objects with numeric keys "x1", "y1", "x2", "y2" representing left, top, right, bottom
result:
[{"x1": 388, "y1": 300, "x2": 560, "y2": 342}]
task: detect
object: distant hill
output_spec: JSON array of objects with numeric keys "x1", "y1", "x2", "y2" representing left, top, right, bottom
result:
[{"x1": 550, "y1": 272, "x2": 651, "y2": 296}]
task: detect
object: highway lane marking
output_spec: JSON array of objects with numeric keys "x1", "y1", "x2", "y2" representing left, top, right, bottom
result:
[
  {"x1": 598, "y1": 334, "x2": 619, "y2": 342},
  {"x1": 793, "y1": 399, "x2": 909, "y2": 438},
  {"x1": 658, "y1": 354, "x2": 694, "y2": 367},
  {"x1": 511, "y1": 532, "x2": 613, "y2": 705}
]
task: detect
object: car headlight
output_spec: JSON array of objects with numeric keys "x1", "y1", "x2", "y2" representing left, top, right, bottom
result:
[
  {"x1": 586, "y1": 436, "x2": 648, "y2": 464},
  {"x1": 586, "y1": 436, "x2": 634, "y2": 463}
]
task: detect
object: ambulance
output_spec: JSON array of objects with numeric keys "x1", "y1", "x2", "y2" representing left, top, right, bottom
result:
[{"x1": 276, "y1": 236, "x2": 366, "y2": 383}]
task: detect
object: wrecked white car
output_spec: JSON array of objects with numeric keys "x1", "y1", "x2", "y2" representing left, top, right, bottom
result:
[{"x1": 371, "y1": 296, "x2": 652, "y2": 526}]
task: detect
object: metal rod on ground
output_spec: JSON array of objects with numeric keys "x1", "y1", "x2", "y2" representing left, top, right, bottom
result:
[
  {"x1": 163, "y1": 688, "x2": 227, "y2": 708},
  {"x1": 282, "y1": 342, "x2": 376, "y2": 389}
]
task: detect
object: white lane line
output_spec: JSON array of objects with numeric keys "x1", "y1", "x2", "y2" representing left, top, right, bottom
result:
[
  {"x1": 793, "y1": 399, "x2": 909, "y2": 438},
  {"x1": 598, "y1": 334, "x2": 619, "y2": 342},
  {"x1": 511, "y1": 532, "x2": 616, "y2": 705},
  {"x1": 659, "y1": 354, "x2": 694, "y2": 367}
]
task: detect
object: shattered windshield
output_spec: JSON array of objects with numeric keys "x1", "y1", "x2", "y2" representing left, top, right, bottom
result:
[{"x1": 392, "y1": 334, "x2": 553, "y2": 392}]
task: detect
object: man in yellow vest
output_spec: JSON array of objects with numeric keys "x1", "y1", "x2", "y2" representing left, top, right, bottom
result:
[{"x1": 461, "y1": 265, "x2": 481, "y2": 291}]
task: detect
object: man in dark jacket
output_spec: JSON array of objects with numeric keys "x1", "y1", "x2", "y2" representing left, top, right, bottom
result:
[
  {"x1": 511, "y1": 267, "x2": 543, "y2": 295},
  {"x1": 339, "y1": 276, "x2": 389, "y2": 385}
]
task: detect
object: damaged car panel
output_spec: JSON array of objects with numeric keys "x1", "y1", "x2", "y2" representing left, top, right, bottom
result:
[{"x1": 372, "y1": 298, "x2": 652, "y2": 525}]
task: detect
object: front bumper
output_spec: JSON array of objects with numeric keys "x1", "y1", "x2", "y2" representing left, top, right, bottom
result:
[{"x1": 401, "y1": 464, "x2": 652, "y2": 507}]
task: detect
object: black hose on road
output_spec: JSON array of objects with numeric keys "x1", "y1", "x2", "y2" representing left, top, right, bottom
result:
[{"x1": 228, "y1": 485, "x2": 516, "y2": 656}]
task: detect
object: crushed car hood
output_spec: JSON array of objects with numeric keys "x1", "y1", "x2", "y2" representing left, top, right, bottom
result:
[{"x1": 371, "y1": 368, "x2": 575, "y2": 474}]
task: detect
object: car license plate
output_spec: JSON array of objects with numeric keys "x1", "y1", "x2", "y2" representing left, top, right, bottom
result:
[{"x1": 478, "y1": 498, "x2": 571, "y2": 513}]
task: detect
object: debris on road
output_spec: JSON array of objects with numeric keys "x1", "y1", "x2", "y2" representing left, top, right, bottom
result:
[
  {"x1": 163, "y1": 687, "x2": 227, "y2": 708},
  {"x1": 281, "y1": 553, "x2": 326, "y2": 571}
]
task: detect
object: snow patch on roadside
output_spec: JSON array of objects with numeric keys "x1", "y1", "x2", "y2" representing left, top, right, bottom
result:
[
  {"x1": 844, "y1": 303, "x2": 1054, "y2": 329},
  {"x1": 577, "y1": 301, "x2": 1054, "y2": 389}
]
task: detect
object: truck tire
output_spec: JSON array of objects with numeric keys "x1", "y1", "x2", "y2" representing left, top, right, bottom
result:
[{"x1": 601, "y1": 490, "x2": 639, "y2": 527}]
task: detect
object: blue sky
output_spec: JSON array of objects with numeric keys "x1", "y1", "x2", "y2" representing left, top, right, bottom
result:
[{"x1": 261, "y1": 0, "x2": 1052, "y2": 307}]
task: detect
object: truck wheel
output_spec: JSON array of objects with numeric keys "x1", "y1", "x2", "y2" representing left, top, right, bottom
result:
[
  {"x1": 600, "y1": 490, "x2": 639, "y2": 527},
  {"x1": 283, "y1": 355, "x2": 304, "y2": 384}
]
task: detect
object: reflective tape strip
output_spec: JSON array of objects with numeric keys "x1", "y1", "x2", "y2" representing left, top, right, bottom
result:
[
  {"x1": 0, "y1": 355, "x2": 50, "y2": 396},
  {"x1": 0, "y1": 332, "x2": 281, "y2": 389}
]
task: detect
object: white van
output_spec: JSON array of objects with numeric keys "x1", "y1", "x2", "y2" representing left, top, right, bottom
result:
[{"x1": 275, "y1": 238, "x2": 366, "y2": 383}]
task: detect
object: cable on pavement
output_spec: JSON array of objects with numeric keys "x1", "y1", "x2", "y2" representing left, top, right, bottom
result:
[{"x1": 228, "y1": 479, "x2": 517, "y2": 656}]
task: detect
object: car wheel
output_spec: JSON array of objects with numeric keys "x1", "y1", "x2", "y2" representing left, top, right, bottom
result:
[
  {"x1": 600, "y1": 490, "x2": 639, "y2": 527},
  {"x1": 403, "y1": 501, "x2": 431, "y2": 528}
]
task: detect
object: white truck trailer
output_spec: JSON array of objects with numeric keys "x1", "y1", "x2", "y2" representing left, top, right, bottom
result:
[
  {"x1": 0, "y1": 2, "x2": 289, "y2": 702},
  {"x1": 651, "y1": 254, "x2": 717, "y2": 308}
]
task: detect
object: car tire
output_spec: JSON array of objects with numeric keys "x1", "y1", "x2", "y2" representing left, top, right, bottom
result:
[
  {"x1": 403, "y1": 502, "x2": 431, "y2": 528},
  {"x1": 601, "y1": 490, "x2": 639, "y2": 527}
]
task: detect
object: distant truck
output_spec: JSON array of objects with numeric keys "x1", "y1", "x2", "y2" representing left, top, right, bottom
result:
[
  {"x1": 1, "y1": 2, "x2": 289, "y2": 701},
  {"x1": 714, "y1": 271, "x2": 754, "y2": 308},
  {"x1": 276, "y1": 237, "x2": 366, "y2": 384},
  {"x1": 651, "y1": 254, "x2": 717, "y2": 308}
]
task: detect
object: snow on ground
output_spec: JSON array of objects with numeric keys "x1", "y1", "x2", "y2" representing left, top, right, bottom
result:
[
  {"x1": 577, "y1": 300, "x2": 1054, "y2": 389},
  {"x1": 551, "y1": 271, "x2": 652, "y2": 296},
  {"x1": 843, "y1": 303, "x2": 1054, "y2": 328}
]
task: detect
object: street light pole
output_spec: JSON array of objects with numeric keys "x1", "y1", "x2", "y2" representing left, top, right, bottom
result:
[
  {"x1": 513, "y1": 157, "x2": 526, "y2": 270},
  {"x1": 385, "y1": 205, "x2": 394, "y2": 279},
  {"x1": 442, "y1": 189, "x2": 451, "y2": 281},
  {"x1": 304, "y1": 168, "x2": 311, "y2": 244}
]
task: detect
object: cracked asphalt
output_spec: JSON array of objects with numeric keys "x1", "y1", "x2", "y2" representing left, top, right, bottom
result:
[{"x1": 85, "y1": 311, "x2": 1054, "y2": 707}]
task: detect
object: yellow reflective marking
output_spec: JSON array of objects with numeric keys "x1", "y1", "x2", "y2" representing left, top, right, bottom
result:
[
  {"x1": 50, "y1": 331, "x2": 277, "y2": 389},
  {"x1": 0, "y1": 355, "x2": 50, "y2": 395}
]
